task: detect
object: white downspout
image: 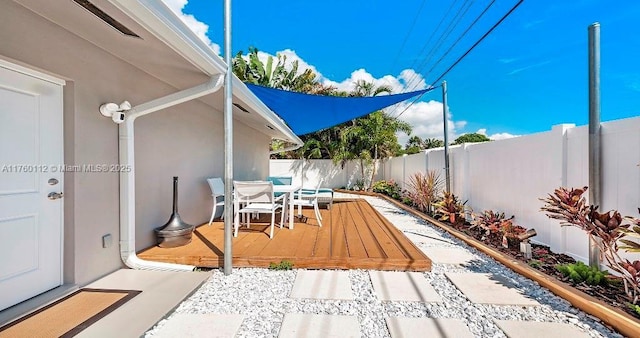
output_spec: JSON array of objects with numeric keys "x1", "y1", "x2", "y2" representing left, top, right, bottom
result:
[{"x1": 119, "y1": 74, "x2": 224, "y2": 271}]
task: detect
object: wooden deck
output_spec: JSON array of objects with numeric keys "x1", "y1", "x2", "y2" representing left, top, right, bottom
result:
[{"x1": 138, "y1": 199, "x2": 431, "y2": 271}]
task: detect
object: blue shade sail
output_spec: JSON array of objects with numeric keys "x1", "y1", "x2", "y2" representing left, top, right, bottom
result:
[{"x1": 246, "y1": 83, "x2": 433, "y2": 135}]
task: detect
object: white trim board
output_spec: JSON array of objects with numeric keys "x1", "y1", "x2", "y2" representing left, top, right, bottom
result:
[{"x1": 0, "y1": 58, "x2": 66, "y2": 86}]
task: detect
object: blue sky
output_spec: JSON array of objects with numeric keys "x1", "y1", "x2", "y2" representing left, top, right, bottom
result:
[{"x1": 163, "y1": 0, "x2": 640, "y2": 143}]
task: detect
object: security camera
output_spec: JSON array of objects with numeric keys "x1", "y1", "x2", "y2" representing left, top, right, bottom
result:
[
  {"x1": 99, "y1": 101, "x2": 131, "y2": 124},
  {"x1": 111, "y1": 111, "x2": 126, "y2": 123}
]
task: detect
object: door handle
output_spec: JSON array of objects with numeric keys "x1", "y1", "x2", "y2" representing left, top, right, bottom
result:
[{"x1": 48, "y1": 192, "x2": 64, "y2": 200}]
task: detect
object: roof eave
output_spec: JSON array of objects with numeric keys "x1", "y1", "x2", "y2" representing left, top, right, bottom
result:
[{"x1": 106, "y1": 0, "x2": 302, "y2": 148}]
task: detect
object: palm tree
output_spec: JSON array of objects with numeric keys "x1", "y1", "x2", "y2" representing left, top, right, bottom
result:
[
  {"x1": 423, "y1": 138, "x2": 445, "y2": 149},
  {"x1": 350, "y1": 79, "x2": 392, "y2": 97},
  {"x1": 233, "y1": 47, "x2": 334, "y2": 94},
  {"x1": 405, "y1": 135, "x2": 424, "y2": 154},
  {"x1": 343, "y1": 110, "x2": 411, "y2": 190}
]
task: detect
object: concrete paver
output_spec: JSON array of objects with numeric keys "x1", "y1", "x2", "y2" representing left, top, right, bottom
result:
[
  {"x1": 385, "y1": 317, "x2": 474, "y2": 338},
  {"x1": 494, "y1": 320, "x2": 590, "y2": 338},
  {"x1": 279, "y1": 314, "x2": 360, "y2": 338},
  {"x1": 290, "y1": 270, "x2": 354, "y2": 300},
  {"x1": 419, "y1": 246, "x2": 476, "y2": 265},
  {"x1": 402, "y1": 231, "x2": 450, "y2": 245},
  {"x1": 445, "y1": 273, "x2": 539, "y2": 306},
  {"x1": 369, "y1": 271, "x2": 442, "y2": 302},
  {"x1": 154, "y1": 314, "x2": 244, "y2": 338}
]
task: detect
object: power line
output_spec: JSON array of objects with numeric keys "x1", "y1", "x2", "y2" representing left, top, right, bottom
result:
[
  {"x1": 399, "y1": 0, "x2": 462, "y2": 86},
  {"x1": 431, "y1": 0, "x2": 524, "y2": 85},
  {"x1": 392, "y1": 0, "x2": 429, "y2": 66},
  {"x1": 387, "y1": 0, "x2": 466, "y2": 118},
  {"x1": 388, "y1": 0, "x2": 475, "y2": 118},
  {"x1": 424, "y1": 0, "x2": 496, "y2": 80},
  {"x1": 410, "y1": 0, "x2": 475, "y2": 90},
  {"x1": 395, "y1": 0, "x2": 524, "y2": 119}
]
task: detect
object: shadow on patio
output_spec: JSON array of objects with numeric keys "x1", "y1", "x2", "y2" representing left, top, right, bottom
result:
[{"x1": 138, "y1": 199, "x2": 431, "y2": 271}]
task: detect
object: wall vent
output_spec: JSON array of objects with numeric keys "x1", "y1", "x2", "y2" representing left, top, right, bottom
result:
[
  {"x1": 233, "y1": 103, "x2": 250, "y2": 113},
  {"x1": 73, "y1": 0, "x2": 140, "y2": 38}
]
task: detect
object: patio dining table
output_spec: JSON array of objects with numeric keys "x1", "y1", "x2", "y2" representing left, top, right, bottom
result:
[{"x1": 273, "y1": 184, "x2": 301, "y2": 230}]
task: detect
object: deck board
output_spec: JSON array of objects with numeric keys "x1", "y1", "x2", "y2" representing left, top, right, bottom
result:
[{"x1": 138, "y1": 199, "x2": 431, "y2": 271}]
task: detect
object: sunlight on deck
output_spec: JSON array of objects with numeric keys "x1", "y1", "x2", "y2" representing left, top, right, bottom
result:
[{"x1": 138, "y1": 199, "x2": 431, "y2": 271}]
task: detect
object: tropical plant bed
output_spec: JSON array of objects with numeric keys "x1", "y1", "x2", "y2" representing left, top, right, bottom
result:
[
  {"x1": 447, "y1": 220, "x2": 637, "y2": 319},
  {"x1": 336, "y1": 189, "x2": 640, "y2": 336}
]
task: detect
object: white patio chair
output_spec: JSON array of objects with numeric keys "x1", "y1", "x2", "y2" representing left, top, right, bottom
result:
[
  {"x1": 206, "y1": 177, "x2": 225, "y2": 226},
  {"x1": 266, "y1": 176, "x2": 292, "y2": 198},
  {"x1": 233, "y1": 181, "x2": 285, "y2": 238},
  {"x1": 291, "y1": 179, "x2": 323, "y2": 227}
]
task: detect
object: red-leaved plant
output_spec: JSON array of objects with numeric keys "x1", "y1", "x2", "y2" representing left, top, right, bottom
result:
[
  {"x1": 541, "y1": 186, "x2": 640, "y2": 304},
  {"x1": 471, "y1": 210, "x2": 527, "y2": 245}
]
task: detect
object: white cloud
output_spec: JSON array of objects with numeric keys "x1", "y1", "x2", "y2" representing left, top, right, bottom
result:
[
  {"x1": 476, "y1": 128, "x2": 519, "y2": 141},
  {"x1": 387, "y1": 100, "x2": 464, "y2": 146},
  {"x1": 161, "y1": 0, "x2": 515, "y2": 145},
  {"x1": 323, "y1": 68, "x2": 429, "y2": 94},
  {"x1": 162, "y1": 0, "x2": 220, "y2": 55}
]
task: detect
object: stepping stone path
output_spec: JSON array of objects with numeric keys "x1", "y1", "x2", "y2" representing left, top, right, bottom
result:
[
  {"x1": 369, "y1": 271, "x2": 442, "y2": 302},
  {"x1": 146, "y1": 194, "x2": 616, "y2": 338},
  {"x1": 445, "y1": 272, "x2": 540, "y2": 306},
  {"x1": 279, "y1": 314, "x2": 361, "y2": 338},
  {"x1": 494, "y1": 320, "x2": 591, "y2": 338},
  {"x1": 402, "y1": 230, "x2": 451, "y2": 245},
  {"x1": 153, "y1": 314, "x2": 244, "y2": 338},
  {"x1": 386, "y1": 317, "x2": 474, "y2": 338},
  {"x1": 419, "y1": 246, "x2": 476, "y2": 265},
  {"x1": 290, "y1": 270, "x2": 354, "y2": 300}
]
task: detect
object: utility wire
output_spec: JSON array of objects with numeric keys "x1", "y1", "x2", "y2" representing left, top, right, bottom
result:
[
  {"x1": 395, "y1": 0, "x2": 524, "y2": 119},
  {"x1": 400, "y1": 0, "x2": 461, "y2": 85},
  {"x1": 431, "y1": 0, "x2": 524, "y2": 85},
  {"x1": 392, "y1": 0, "x2": 429, "y2": 66},
  {"x1": 388, "y1": 84, "x2": 440, "y2": 120},
  {"x1": 388, "y1": 0, "x2": 470, "y2": 118},
  {"x1": 410, "y1": 0, "x2": 474, "y2": 90},
  {"x1": 424, "y1": 0, "x2": 496, "y2": 81}
]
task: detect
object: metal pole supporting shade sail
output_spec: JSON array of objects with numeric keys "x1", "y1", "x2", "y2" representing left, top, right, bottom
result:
[
  {"x1": 588, "y1": 22, "x2": 601, "y2": 268},
  {"x1": 223, "y1": 0, "x2": 233, "y2": 275},
  {"x1": 442, "y1": 81, "x2": 451, "y2": 193}
]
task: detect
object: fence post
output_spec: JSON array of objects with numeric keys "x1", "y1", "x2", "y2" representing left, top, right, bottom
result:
[
  {"x1": 402, "y1": 154, "x2": 408, "y2": 190},
  {"x1": 549, "y1": 124, "x2": 575, "y2": 254},
  {"x1": 424, "y1": 149, "x2": 429, "y2": 174},
  {"x1": 462, "y1": 144, "x2": 471, "y2": 205}
]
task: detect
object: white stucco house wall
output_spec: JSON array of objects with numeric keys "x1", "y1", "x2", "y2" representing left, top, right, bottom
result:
[{"x1": 0, "y1": 0, "x2": 301, "y2": 313}]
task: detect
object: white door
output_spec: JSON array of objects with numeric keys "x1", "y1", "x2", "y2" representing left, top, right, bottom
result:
[{"x1": 0, "y1": 65, "x2": 63, "y2": 311}]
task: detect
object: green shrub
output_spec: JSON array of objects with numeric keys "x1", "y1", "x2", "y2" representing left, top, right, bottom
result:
[
  {"x1": 401, "y1": 196, "x2": 413, "y2": 206},
  {"x1": 269, "y1": 260, "x2": 294, "y2": 270},
  {"x1": 372, "y1": 180, "x2": 402, "y2": 199},
  {"x1": 556, "y1": 261, "x2": 609, "y2": 286},
  {"x1": 629, "y1": 303, "x2": 640, "y2": 316},
  {"x1": 528, "y1": 259, "x2": 542, "y2": 269}
]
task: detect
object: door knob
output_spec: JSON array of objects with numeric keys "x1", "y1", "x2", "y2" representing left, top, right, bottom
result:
[{"x1": 48, "y1": 192, "x2": 64, "y2": 200}]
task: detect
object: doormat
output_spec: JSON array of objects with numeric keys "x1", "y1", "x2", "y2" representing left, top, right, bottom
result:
[{"x1": 0, "y1": 288, "x2": 141, "y2": 337}]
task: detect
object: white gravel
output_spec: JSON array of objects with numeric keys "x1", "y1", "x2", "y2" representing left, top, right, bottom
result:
[{"x1": 145, "y1": 194, "x2": 621, "y2": 338}]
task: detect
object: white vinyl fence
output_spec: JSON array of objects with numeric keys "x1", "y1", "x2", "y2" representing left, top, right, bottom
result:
[{"x1": 270, "y1": 117, "x2": 640, "y2": 264}]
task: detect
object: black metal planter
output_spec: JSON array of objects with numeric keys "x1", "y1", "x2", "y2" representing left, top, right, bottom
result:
[{"x1": 155, "y1": 176, "x2": 195, "y2": 248}]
